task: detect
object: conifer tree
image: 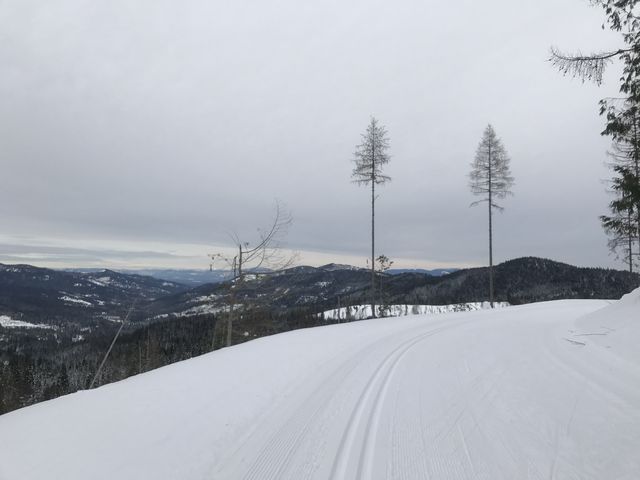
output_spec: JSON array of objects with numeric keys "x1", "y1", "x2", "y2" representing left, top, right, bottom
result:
[
  {"x1": 550, "y1": 1, "x2": 640, "y2": 261},
  {"x1": 600, "y1": 103, "x2": 640, "y2": 271},
  {"x1": 352, "y1": 117, "x2": 391, "y2": 318},
  {"x1": 469, "y1": 125, "x2": 514, "y2": 307}
]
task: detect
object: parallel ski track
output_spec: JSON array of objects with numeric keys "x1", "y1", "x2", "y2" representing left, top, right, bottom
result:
[
  {"x1": 330, "y1": 318, "x2": 473, "y2": 480},
  {"x1": 240, "y1": 322, "x2": 432, "y2": 480},
  {"x1": 238, "y1": 316, "x2": 471, "y2": 480}
]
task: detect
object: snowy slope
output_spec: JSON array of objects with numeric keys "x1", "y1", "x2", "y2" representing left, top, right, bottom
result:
[
  {"x1": 0, "y1": 293, "x2": 639, "y2": 480},
  {"x1": 0, "y1": 315, "x2": 55, "y2": 330}
]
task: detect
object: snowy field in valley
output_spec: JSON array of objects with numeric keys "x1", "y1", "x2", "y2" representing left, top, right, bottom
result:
[
  {"x1": 0, "y1": 315, "x2": 55, "y2": 330},
  {"x1": 0, "y1": 291, "x2": 639, "y2": 480}
]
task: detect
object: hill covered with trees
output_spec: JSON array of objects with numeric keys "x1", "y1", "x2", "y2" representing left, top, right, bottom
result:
[{"x1": 1, "y1": 257, "x2": 637, "y2": 415}]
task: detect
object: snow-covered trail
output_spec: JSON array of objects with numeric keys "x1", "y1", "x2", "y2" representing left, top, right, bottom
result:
[{"x1": 1, "y1": 297, "x2": 639, "y2": 480}]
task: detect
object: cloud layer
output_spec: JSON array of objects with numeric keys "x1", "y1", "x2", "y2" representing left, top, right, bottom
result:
[{"x1": 0, "y1": 0, "x2": 625, "y2": 269}]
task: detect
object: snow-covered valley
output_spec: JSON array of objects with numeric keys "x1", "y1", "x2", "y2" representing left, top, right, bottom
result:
[
  {"x1": 0, "y1": 315, "x2": 55, "y2": 330},
  {"x1": 0, "y1": 291, "x2": 638, "y2": 480}
]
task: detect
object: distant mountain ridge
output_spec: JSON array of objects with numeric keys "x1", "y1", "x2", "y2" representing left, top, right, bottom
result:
[
  {"x1": 391, "y1": 256, "x2": 639, "y2": 305},
  {"x1": 4, "y1": 257, "x2": 638, "y2": 332},
  {"x1": 387, "y1": 268, "x2": 458, "y2": 276},
  {"x1": 143, "y1": 256, "x2": 639, "y2": 321},
  {"x1": 67, "y1": 267, "x2": 271, "y2": 287},
  {"x1": 65, "y1": 263, "x2": 459, "y2": 287},
  {"x1": 0, "y1": 263, "x2": 185, "y2": 337},
  {"x1": 0, "y1": 256, "x2": 637, "y2": 345},
  {"x1": 1, "y1": 256, "x2": 638, "y2": 416}
]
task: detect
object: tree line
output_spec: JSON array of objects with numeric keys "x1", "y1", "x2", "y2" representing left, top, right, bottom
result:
[{"x1": 551, "y1": 0, "x2": 640, "y2": 272}]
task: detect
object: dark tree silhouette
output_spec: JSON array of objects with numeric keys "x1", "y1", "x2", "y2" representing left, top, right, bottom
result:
[
  {"x1": 352, "y1": 117, "x2": 391, "y2": 318},
  {"x1": 469, "y1": 125, "x2": 514, "y2": 307}
]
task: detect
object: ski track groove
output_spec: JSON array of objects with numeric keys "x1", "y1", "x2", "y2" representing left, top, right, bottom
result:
[
  {"x1": 239, "y1": 318, "x2": 460, "y2": 480},
  {"x1": 330, "y1": 318, "x2": 473, "y2": 480},
  {"x1": 457, "y1": 423, "x2": 477, "y2": 478},
  {"x1": 408, "y1": 396, "x2": 423, "y2": 479},
  {"x1": 417, "y1": 382, "x2": 433, "y2": 480},
  {"x1": 234, "y1": 310, "x2": 623, "y2": 480},
  {"x1": 389, "y1": 388, "x2": 401, "y2": 480},
  {"x1": 241, "y1": 342, "x2": 367, "y2": 480}
]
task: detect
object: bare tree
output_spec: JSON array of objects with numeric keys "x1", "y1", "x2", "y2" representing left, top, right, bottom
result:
[
  {"x1": 210, "y1": 202, "x2": 295, "y2": 347},
  {"x1": 469, "y1": 125, "x2": 514, "y2": 308},
  {"x1": 352, "y1": 117, "x2": 391, "y2": 318}
]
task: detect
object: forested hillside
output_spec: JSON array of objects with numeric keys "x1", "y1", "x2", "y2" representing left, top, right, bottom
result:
[{"x1": 1, "y1": 256, "x2": 637, "y2": 415}]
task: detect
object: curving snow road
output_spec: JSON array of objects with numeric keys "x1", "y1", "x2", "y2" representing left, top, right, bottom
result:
[{"x1": 1, "y1": 294, "x2": 639, "y2": 480}]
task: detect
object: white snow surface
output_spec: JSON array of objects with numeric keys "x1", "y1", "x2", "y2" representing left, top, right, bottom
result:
[
  {"x1": 59, "y1": 295, "x2": 93, "y2": 307},
  {"x1": 0, "y1": 315, "x2": 55, "y2": 330},
  {"x1": 1, "y1": 293, "x2": 639, "y2": 480}
]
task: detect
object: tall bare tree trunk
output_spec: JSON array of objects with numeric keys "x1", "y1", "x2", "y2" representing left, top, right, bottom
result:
[
  {"x1": 370, "y1": 137, "x2": 376, "y2": 319},
  {"x1": 371, "y1": 178, "x2": 376, "y2": 318},
  {"x1": 489, "y1": 199, "x2": 494, "y2": 307},
  {"x1": 470, "y1": 125, "x2": 512, "y2": 305},
  {"x1": 488, "y1": 144, "x2": 494, "y2": 308},
  {"x1": 352, "y1": 117, "x2": 390, "y2": 318}
]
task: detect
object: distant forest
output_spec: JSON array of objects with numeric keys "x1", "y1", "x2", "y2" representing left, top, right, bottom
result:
[
  {"x1": 1, "y1": 256, "x2": 638, "y2": 416},
  {"x1": 0, "y1": 308, "x2": 324, "y2": 415}
]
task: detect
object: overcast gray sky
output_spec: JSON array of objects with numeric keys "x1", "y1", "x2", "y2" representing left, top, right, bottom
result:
[{"x1": 0, "y1": 0, "x2": 628, "y2": 270}]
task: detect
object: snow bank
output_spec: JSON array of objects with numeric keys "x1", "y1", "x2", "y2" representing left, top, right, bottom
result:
[
  {"x1": 0, "y1": 298, "x2": 638, "y2": 480},
  {"x1": 321, "y1": 302, "x2": 509, "y2": 321},
  {"x1": 574, "y1": 286, "x2": 640, "y2": 362}
]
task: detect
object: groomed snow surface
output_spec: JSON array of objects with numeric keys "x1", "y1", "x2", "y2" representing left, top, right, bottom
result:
[{"x1": 1, "y1": 291, "x2": 639, "y2": 480}]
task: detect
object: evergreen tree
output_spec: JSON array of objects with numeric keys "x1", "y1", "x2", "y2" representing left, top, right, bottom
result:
[
  {"x1": 352, "y1": 117, "x2": 391, "y2": 318},
  {"x1": 551, "y1": 1, "x2": 640, "y2": 258},
  {"x1": 469, "y1": 125, "x2": 514, "y2": 307},
  {"x1": 375, "y1": 254, "x2": 394, "y2": 317},
  {"x1": 600, "y1": 103, "x2": 640, "y2": 271}
]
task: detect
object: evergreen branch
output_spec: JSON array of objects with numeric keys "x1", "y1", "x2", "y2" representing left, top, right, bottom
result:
[{"x1": 549, "y1": 46, "x2": 628, "y2": 85}]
